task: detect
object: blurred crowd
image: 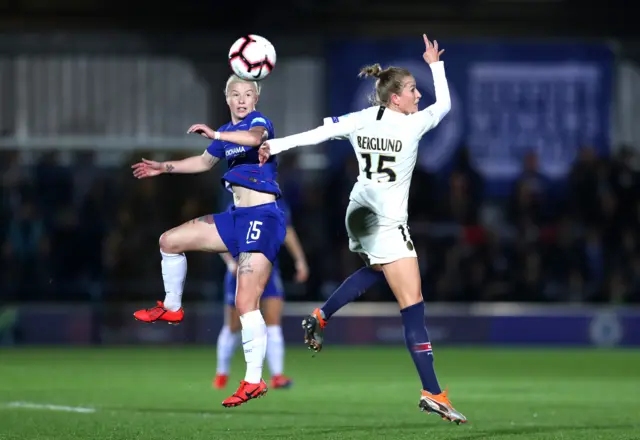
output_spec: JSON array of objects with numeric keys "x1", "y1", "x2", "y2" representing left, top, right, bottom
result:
[{"x1": 1, "y1": 145, "x2": 639, "y2": 304}]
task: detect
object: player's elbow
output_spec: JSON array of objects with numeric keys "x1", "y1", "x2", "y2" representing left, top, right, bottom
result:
[
  {"x1": 200, "y1": 156, "x2": 214, "y2": 170},
  {"x1": 246, "y1": 132, "x2": 265, "y2": 147}
]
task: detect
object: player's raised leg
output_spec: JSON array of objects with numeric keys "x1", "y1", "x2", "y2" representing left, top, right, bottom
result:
[
  {"x1": 134, "y1": 214, "x2": 228, "y2": 324},
  {"x1": 383, "y1": 257, "x2": 467, "y2": 424},
  {"x1": 214, "y1": 300, "x2": 242, "y2": 389},
  {"x1": 222, "y1": 251, "x2": 272, "y2": 407},
  {"x1": 262, "y1": 296, "x2": 292, "y2": 389}
]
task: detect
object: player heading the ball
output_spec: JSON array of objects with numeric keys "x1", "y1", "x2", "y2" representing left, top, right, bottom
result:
[{"x1": 131, "y1": 73, "x2": 285, "y2": 408}]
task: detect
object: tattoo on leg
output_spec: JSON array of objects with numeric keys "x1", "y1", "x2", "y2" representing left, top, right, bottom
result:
[
  {"x1": 238, "y1": 252, "x2": 254, "y2": 276},
  {"x1": 165, "y1": 163, "x2": 175, "y2": 173}
]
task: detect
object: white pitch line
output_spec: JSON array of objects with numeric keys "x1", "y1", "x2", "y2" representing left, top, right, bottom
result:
[
  {"x1": 2, "y1": 402, "x2": 224, "y2": 418},
  {"x1": 4, "y1": 401, "x2": 96, "y2": 413}
]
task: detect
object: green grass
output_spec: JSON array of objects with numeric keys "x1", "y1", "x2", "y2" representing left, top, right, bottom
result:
[{"x1": 0, "y1": 346, "x2": 639, "y2": 439}]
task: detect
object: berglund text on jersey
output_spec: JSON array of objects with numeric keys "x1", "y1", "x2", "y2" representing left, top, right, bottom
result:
[{"x1": 356, "y1": 136, "x2": 403, "y2": 153}]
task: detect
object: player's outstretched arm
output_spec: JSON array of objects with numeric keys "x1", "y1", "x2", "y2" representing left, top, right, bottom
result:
[
  {"x1": 410, "y1": 35, "x2": 451, "y2": 136},
  {"x1": 257, "y1": 117, "x2": 358, "y2": 165},
  {"x1": 284, "y1": 225, "x2": 309, "y2": 283},
  {"x1": 188, "y1": 123, "x2": 267, "y2": 147},
  {"x1": 131, "y1": 151, "x2": 220, "y2": 178}
]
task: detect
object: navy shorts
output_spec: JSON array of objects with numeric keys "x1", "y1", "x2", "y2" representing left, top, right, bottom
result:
[
  {"x1": 213, "y1": 201, "x2": 286, "y2": 264},
  {"x1": 224, "y1": 267, "x2": 284, "y2": 306}
]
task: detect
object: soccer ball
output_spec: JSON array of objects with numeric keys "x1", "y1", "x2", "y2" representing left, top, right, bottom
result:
[{"x1": 228, "y1": 35, "x2": 276, "y2": 81}]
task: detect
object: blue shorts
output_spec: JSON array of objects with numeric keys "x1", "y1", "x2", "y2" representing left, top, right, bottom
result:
[
  {"x1": 224, "y1": 267, "x2": 284, "y2": 306},
  {"x1": 213, "y1": 201, "x2": 286, "y2": 263},
  {"x1": 213, "y1": 202, "x2": 287, "y2": 263}
]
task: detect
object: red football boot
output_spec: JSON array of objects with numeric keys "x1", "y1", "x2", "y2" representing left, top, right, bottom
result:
[
  {"x1": 133, "y1": 301, "x2": 184, "y2": 324},
  {"x1": 221, "y1": 380, "x2": 268, "y2": 407},
  {"x1": 270, "y1": 375, "x2": 293, "y2": 389},
  {"x1": 213, "y1": 374, "x2": 228, "y2": 390}
]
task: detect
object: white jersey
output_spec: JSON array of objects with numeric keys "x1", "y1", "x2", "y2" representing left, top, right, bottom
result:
[
  {"x1": 321, "y1": 104, "x2": 437, "y2": 223},
  {"x1": 268, "y1": 61, "x2": 451, "y2": 224}
]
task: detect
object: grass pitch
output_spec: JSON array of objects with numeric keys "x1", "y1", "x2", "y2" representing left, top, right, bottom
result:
[{"x1": 1, "y1": 346, "x2": 638, "y2": 439}]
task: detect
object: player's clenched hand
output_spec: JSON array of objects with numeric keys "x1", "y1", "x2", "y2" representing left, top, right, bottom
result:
[
  {"x1": 422, "y1": 34, "x2": 444, "y2": 65},
  {"x1": 132, "y1": 158, "x2": 164, "y2": 179},
  {"x1": 187, "y1": 124, "x2": 217, "y2": 139},
  {"x1": 295, "y1": 260, "x2": 309, "y2": 283},
  {"x1": 258, "y1": 142, "x2": 271, "y2": 166}
]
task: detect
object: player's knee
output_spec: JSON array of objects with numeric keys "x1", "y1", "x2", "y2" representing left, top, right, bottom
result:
[
  {"x1": 159, "y1": 231, "x2": 182, "y2": 254},
  {"x1": 235, "y1": 301, "x2": 257, "y2": 316},
  {"x1": 397, "y1": 290, "x2": 423, "y2": 309},
  {"x1": 234, "y1": 293, "x2": 260, "y2": 316}
]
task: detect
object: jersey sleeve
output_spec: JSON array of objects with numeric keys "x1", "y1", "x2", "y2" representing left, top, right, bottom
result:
[
  {"x1": 408, "y1": 61, "x2": 451, "y2": 137},
  {"x1": 248, "y1": 112, "x2": 272, "y2": 140},
  {"x1": 206, "y1": 139, "x2": 226, "y2": 158},
  {"x1": 206, "y1": 124, "x2": 228, "y2": 158},
  {"x1": 249, "y1": 114, "x2": 269, "y2": 130},
  {"x1": 268, "y1": 113, "x2": 360, "y2": 155},
  {"x1": 321, "y1": 114, "x2": 354, "y2": 140}
]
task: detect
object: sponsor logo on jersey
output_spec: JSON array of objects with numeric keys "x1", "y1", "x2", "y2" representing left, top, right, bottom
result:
[{"x1": 225, "y1": 146, "x2": 247, "y2": 157}]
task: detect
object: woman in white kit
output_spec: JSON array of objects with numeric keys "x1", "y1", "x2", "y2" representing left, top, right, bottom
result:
[{"x1": 258, "y1": 35, "x2": 467, "y2": 424}]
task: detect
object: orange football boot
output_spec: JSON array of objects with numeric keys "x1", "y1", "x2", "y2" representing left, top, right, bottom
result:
[
  {"x1": 222, "y1": 380, "x2": 268, "y2": 407},
  {"x1": 213, "y1": 374, "x2": 228, "y2": 390},
  {"x1": 419, "y1": 388, "x2": 468, "y2": 425},
  {"x1": 270, "y1": 375, "x2": 293, "y2": 389},
  {"x1": 133, "y1": 301, "x2": 184, "y2": 324},
  {"x1": 301, "y1": 308, "x2": 327, "y2": 352}
]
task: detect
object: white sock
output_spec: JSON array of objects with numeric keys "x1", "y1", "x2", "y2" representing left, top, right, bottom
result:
[
  {"x1": 160, "y1": 250, "x2": 187, "y2": 312},
  {"x1": 216, "y1": 325, "x2": 241, "y2": 375},
  {"x1": 266, "y1": 325, "x2": 284, "y2": 376},
  {"x1": 239, "y1": 310, "x2": 267, "y2": 384}
]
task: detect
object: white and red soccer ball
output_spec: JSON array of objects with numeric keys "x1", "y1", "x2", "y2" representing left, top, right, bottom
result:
[{"x1": 228, "y1": 35, "x2": 276, "y2": 81}]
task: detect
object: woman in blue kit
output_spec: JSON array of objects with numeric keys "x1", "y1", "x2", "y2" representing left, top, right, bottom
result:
[
  {"x1": 131, "y1": 74, "x2": 286, "y2": 407},
  {"x1": 214, "y1": 196, "x2": 308, "y2": 391}
]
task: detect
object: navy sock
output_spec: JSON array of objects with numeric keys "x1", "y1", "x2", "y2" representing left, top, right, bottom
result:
[
  {"x1": 321, "y1": 267, "x2": 385, "y2": 319},
  {"x1": 401, "y1": 302, "x2": 442, "y2": 394}
]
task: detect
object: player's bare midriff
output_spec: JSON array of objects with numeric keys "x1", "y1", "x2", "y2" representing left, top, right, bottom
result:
[{"x1": 231, "y1": 184, "x2": 277, "y2": 208}]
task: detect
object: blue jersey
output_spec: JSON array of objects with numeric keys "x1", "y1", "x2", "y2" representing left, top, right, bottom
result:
[{"x1": 206, "y1": 111, "x2": 281, "y2": 197}]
